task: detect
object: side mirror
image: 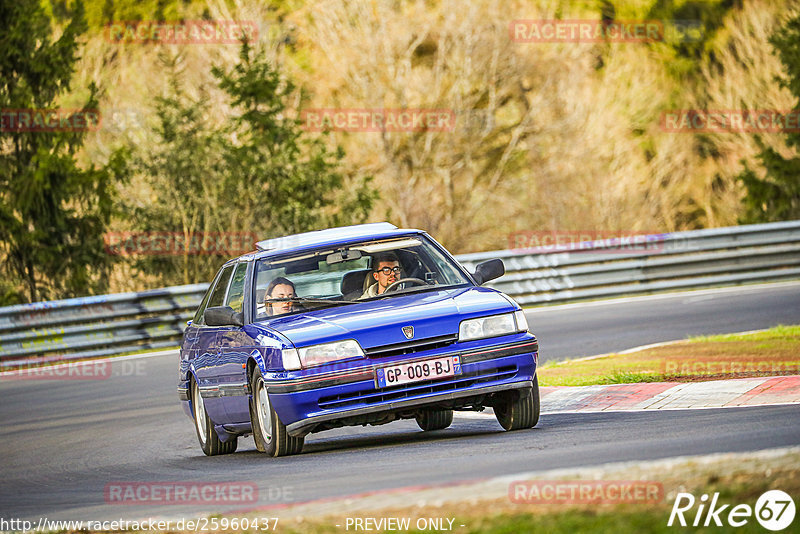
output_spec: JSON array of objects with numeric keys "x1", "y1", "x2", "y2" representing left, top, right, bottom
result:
[
  {"x1": 204, "y1": 306, "x2": 244, "y2": 327},
  {"x1": 472, "y1": 259, "x2": 505, "y2": 285}
]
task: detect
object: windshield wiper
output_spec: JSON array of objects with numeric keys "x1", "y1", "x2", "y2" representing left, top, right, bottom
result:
[{"x1": 374, "y1": 283, "x2": 461, "y2": 299}]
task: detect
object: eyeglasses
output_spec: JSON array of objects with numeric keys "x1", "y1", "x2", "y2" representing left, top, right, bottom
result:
[{"x1": 376, "y1": 266, "x2": 401, "y2": 275}]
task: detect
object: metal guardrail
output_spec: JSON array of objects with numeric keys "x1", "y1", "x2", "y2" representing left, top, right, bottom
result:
[
  {"x1": 0, "y1": 284, "x2": 206, "y2": 367},
  {"x1": 1, "y1": 221, "x2": 799, "y2": 366},
  {"x1": 457, "y1": 220, "x2": 800, "y2": 305}
]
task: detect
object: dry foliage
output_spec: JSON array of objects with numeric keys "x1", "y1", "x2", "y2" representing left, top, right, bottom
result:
[
  {"x1": 292, "y1": 0, "x2": 797, "y2": 251},
  {"x1": 65, "y1": 0, "x2": 798, "y2": 292}
]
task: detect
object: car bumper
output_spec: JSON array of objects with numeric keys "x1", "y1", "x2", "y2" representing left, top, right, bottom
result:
[
  {"x1": 267, "y1": 335, "x2": 538, "y2": 437},
  {"x1": 285, "y1": 380, "x2": 533, "y2": 437}
]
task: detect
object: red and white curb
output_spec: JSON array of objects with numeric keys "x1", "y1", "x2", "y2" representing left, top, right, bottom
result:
[{"x1": 540, "y1": 375, "x2": 800, "y2": 412}]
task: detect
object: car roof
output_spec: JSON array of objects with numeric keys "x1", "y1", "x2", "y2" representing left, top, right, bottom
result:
[{"x1": 233, "y1": 223, "x2": 426, "y2": 264}]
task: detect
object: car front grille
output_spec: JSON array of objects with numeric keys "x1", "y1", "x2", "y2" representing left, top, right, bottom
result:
[
  {"x1": 317, "y1": 365, "x2": 518, "y2": 410},
  {"x1": 363, "y1": 334, "x2": 458, "y2": 359}
]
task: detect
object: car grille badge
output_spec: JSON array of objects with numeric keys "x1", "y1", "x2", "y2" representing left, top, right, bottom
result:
[{"x1": 402, "y1": 326, "x2": 414, "y2": 339}]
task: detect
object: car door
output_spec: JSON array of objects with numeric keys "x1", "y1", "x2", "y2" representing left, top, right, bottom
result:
[
  {"x1": 179, "y1": 277, "x2": 215, "y2": 398},
  {"x1": 193, "y1": 263, "x2": 235, "y2": 423},
  {"x1": 216, "y1": 261, "x2": 254, "y2": 423}
]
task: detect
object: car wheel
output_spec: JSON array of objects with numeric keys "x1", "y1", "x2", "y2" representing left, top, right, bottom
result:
[
  {"x1": 415, "y1": 409, "x2": 454, "y2": 431},
  {"x1": 192, "y1": 378, "x2": 238, "y2": 456},
  {"x1": 249, "y1": 367, "x2": 304, "y2": 457},
  {"x1": 495, "y1": 375, "x2": 540, "y2": 431}
]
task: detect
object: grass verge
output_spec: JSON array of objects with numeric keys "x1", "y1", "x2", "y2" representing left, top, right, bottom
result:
[
  {"x1": 220, "y1": 448, "x2": 800, "y2": 534},
  {"x1": 539, "y1": 325, "x2": 800, "y2": 387}
]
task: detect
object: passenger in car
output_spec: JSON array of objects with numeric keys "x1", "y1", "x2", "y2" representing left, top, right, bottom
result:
[
  {"x1": 360, "y1": 252, "x2": 402, "y2": 299},
  {"x1": 259, "y1": 276, "x2": 296, "y2": 316}
]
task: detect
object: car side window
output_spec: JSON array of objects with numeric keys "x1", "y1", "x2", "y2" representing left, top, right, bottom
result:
[
  {"x1": 192, "y1": 285, "x2": 213, "y2": 325},
  {"x1": 192, "y1": 265, "x2": 230, "y2": 325},
  {"x1": 206, "y1": 264, "x2": 235, "y2": 311},
  {"x1": 225, "y1": 263, "x2": 248, "y2": 314}
]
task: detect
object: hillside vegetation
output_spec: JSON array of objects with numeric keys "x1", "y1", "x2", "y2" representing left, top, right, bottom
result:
[{"x1": 28, "y1": 0, "x2": 800, "y2": 293}]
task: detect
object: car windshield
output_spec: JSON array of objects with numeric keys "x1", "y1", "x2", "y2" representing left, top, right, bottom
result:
[{"x1": 253, "y1": 235, "x2": 471, "y2": 319}]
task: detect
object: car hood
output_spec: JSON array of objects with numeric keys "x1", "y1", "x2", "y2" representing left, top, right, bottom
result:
[{"x1": 256, "y1": 286, "x2": 515, "y2": 350}]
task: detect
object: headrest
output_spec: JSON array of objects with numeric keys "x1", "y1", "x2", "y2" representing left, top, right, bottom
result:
[{"x1": 340, "y1": 269, "x2": 372, "y2": 297}]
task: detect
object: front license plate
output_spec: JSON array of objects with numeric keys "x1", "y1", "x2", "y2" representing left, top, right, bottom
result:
[{"x1": 375, "y1": 356, "x2": 461, "y2": 388}]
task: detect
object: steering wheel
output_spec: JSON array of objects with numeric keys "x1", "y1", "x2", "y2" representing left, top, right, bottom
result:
[{"x1": 384, "y1": 277, "x2": 428, "y2": 293}]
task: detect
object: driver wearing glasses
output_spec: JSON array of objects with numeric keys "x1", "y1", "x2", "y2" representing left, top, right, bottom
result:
[{"x1": 360, "y1": 252, "x2": 403, "y2": 299}]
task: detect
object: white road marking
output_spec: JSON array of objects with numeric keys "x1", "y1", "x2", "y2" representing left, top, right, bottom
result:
[
  {"x1": 546, "y1": 328, "x2": 773, "y2": 364},
  {"x1": 522, "y1": 280, "x2": 800, "y2": 313}
]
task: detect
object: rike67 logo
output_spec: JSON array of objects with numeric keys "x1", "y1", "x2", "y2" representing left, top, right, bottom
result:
[{"x1": 668, "y1": 490, "x2": 795, "y2": 531}]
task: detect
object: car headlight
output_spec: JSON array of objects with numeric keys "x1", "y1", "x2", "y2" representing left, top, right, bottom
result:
[
  {"x1": 287, "y1": 339, "x2": 365, "y2": 369},
  {"x1": 459, "y1": 311, "x2": 528, "y2": 342}
]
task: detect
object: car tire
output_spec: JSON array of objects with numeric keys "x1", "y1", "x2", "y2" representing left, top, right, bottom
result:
[
  {"x1": 192, "y1": 378, "x2": 238, "y2": 456},
  {"x1": 249, "y1": 367, "x2": 304, "y2": 457},
  {"x1": 415, "y1": 409, "x2": 454, "y2": 431},
  {"x1": 495, "y1": 375, "x2": 540, "y2": 431}
]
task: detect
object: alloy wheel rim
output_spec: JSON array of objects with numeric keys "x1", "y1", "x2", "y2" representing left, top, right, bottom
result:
[
  {"x1": 193, "y1": 382, "x2": 207, "y2": 445},
  {"x1": 255, "y1": 377, "x2": 272, "y2": 441}
]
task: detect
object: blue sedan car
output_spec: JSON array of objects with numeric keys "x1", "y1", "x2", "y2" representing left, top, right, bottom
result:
[{"x1": 178, "y1": 223, "x2": 539, "y2": 456}]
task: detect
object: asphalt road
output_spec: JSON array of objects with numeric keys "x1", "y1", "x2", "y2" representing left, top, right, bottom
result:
[
  {"x1": 1, "y1": 282, "x2": 799, "y2": 522},
  {"x1": 530, "y1": 281, "x2": 800, "y2": 362}
]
